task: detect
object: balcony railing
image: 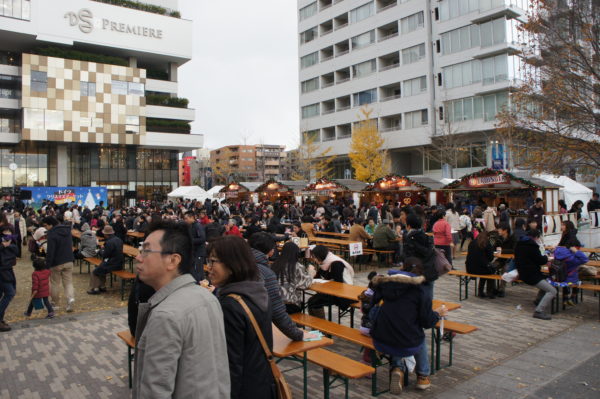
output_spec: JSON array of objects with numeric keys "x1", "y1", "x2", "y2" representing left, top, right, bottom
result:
[
  {"x1": 379, "y1": 63, "x2": 400, "y2": 72},
  {"x1": 377, "y1": 2, "x2": 397, "y2": 13},
  {"x1": 322, "y1": 81, "x2": 335, "y2": 88},
  {"x1": 336, "y1": 77, "x2": 350, "y2": 84},
  {"x1": 381, "y1": 94, "x2": 401, "y2": 102},
  {"x1": 336, "y1": 105, "x2": 351, "y2": 111},
  {"x1": 378, "y1": 32, "x2": 398, "y2": 42},
  {"x1": 322, "y1": 108, "x2": 336, "y2": 115},
  {"x1": 380, "y1": 125, "x2": 401, "y2": 133},
  {"x1": 335, "y1": 22, "x2": 348, "y2": 30},
  {"x1": 335, "y1": 50, "x2": 349, "y2": 57},
  {"x1": 321, "y1": 55, "x2": 334, "y2": 62}
]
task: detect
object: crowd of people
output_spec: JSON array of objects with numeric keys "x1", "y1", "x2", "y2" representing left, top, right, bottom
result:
[{"x1": 0, "y1": 191, "x2": 597, "y2": 396}]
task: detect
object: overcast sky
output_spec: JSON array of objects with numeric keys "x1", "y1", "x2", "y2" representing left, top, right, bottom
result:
[{"x1": 178, "y1": 1, "x2": 300, "y2": 151}]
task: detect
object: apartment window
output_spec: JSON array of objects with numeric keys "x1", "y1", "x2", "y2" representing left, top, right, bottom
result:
[
  {"x1": 301, "y1": 52, "x2": 319, "y2": 69},
  {"x1": 351, "y1": 30, "x2": 375, "y2": 50},
  {"x1": 439, "y1": 0, "x2": 479, "y2": 21},
  {"x1": 31, "y1": 71, "x2": 47, "y2": 92},
  {"x1": 23, "y1": 108, "x2": 64, "y2": 130},
  {"x1": 405, "y1": 109, "x2": 428, "y2": 129},
  {"x1": 302, "y1": 129, "x2": 320, "y2": 143},
  {"x1": 299, "y1": 2, "x2": 317, "y2": 21},
  {"x1": 401, "y1": 43, "x2": 425, "y2": 65},
  {"x1": 446, "y1": 92, "x2": 509, "y2": 122},
  {"x1": 403, "y1": 76, "x2": 427, "y2": 96},
  {"x1": 80, "y1": 81, "x2": 96, "y2": 97},
  {"x1": 352, "y1": 59, "x2": 376, "y2": 78},
  {"x1": 482, "y1": 54, "x2": 508, "y2": 85},
  {"x1": 300, "y1": 27, "x2": 318, "y2": 44},
  {"x1": 126, "y1": 115, "x2": 140, "y2": 134},
  {"x1": 400, "y1": 11, "x2": 424, "y2": 34},
  {"x1": 349, "y1": 1, "x2": 374, "y2": 24},
  {"x1": 441, "y1": 24, "x2": 479, "y2": 55},
  {"x1": 1, "y1": 0, "x2": 30, "y2": 20},
  {"x1": 353, "y1": 88, "x2": 377, "y2": 106},
  {"x1": 301, "y1": 103, "x2": 320, "y2": 119},
  {"x1": 480, "y1": 18, "x2": 506, "y2": 48},
  {"x1": 443, "y1": 60, "x2": 481, "y2": 89},
  {"x1": 301, "y1": 77, "x2": 320, "y2": 93}
]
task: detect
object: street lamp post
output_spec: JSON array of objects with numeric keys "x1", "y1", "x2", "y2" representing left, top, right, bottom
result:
[{"x1": 8, "y1": 162, "x2": 17, "y2": 203}]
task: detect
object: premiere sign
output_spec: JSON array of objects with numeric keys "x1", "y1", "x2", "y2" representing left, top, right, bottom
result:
[
  {"x1": 467, "y1": 174, "x2": 509, "y2": 187},
  {"x1": 65, "y1": 8, "x2": 163, "y2": 38}
]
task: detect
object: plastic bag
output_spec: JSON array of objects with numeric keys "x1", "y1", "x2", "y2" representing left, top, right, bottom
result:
[{"x1": 502, "y1": 269, "x2": 519, "y2": 283}]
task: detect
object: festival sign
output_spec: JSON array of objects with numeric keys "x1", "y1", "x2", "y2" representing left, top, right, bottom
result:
[
  {"x1": 20, "y1": 186, "x2": 108, "y2": 209},
  {"x1": 467, "y1": 174, "x2": 509, "y2": 187}
]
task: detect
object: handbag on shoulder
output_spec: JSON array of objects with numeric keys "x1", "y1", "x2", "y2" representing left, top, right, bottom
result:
[{"x1": 228, "y1": 294, "x2": 293, "y2": 399}]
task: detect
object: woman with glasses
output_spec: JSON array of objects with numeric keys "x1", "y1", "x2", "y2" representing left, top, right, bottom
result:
[{"x1": 206, "y1": 235, "x2": 276, "y2": 399}]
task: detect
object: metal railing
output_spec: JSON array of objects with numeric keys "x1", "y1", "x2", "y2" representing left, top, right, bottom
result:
[
  {"x1": 379, "y1": 63, "x2": 400, "y2": 72},
  {"x1": 378, "y1": 32, "x2": 399, "y2": 42}
]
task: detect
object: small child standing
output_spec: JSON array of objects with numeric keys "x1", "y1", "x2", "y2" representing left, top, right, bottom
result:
[{"x1": 24, "y1": 258, "x2": 54, "y2": 319}]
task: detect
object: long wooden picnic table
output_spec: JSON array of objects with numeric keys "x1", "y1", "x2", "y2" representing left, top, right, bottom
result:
[
  {"x1": 272, "y1": 326, "x2": 333, "y2": 399},
  {"x1": 494, "y1": 252, "x2": 600, "y2": 268},
  {"x1": 309, "y1": 237, "x2": 361, "y2": 246},
  {"x1": 316, "y1": 231, "x2": 350, "y2": 238}
]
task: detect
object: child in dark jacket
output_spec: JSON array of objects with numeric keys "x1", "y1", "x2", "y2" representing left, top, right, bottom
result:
[{"x1": 24, "y1": 258, "x2": 54, "y2": 319}]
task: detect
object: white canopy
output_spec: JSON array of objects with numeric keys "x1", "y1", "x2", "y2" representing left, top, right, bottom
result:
[
  {"x1": 167, "y1": 186, "x2": 206, "y2": 199},
  {"x1": 534, "y1": 174, "x2": 593, "y2": 218}
]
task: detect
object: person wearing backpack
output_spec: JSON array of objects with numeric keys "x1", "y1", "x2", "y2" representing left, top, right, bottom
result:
[{"x1": 552, "y1": 246, "x2": 588, "y2": 307}]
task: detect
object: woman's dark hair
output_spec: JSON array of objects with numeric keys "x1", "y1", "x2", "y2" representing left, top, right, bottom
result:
[
  {"x1": 41, "y1": 216, "x2": 59, "y2": 227},
  {"x1": 476, "y1": 230, "x2": 489, "y2": 249},
  {"x1": 32, "y1": 257, "x2": 46, "y2": 271},
  {"x1": 207, "y1": 236, "x2": 258, "y2": 284},
  {"x1": 558, "y1": 200, "x2": 567, "y2": 210},
  {"x1": 292, "y1": 221, "x2": 302, "y2": 229},
  {"x1": 403, "y1": 257, "x2": 424, "y2": 276},
  {"x1": 271, "y1": 242, "x2": 301, "y2": 285},
  {"x1": 446, "y1": 203, "x2": 456, "y2": 214},
  {"x1": 406, "y1": 213, "x2": 422, "y2": 229},
  {"x1": 311, "y1": 245, "x2": 329, "y2": 262},
  {"x1": 561, "y1": 220, "x2": 576, "y2": 236},
  {"x1": 147, "y1": 220, "x2": 193, "y2": 275},
  {"x1": 301, "y1": 215, "x2": 313, "y2": 223},
  {"x1": 497, "y1": 223, "x2": 511, "y2": 234}
]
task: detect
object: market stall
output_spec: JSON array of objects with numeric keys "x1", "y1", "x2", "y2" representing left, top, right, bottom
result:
[
  {"x1": 362, "y1": 175, "x2": 429, "y2": 206},
  {"x1": 442, "y1": 168, "x2": 560, "y2": 213},
  {"x1": 300, "y1": 177, "x2": 367, "y2": 204},
  {"x1": 254, "y1": 179, "x2": 295, "y2": 203},
  {"x1": 218, "y1": 182, "x2": 254, "y2": 202}
]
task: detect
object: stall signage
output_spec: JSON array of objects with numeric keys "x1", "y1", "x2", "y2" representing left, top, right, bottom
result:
[
  {"x1": 468, "y1": 175, "x2": 509, "y2": 187},
  {"x1": 225, "y1": 191, "x2": 238, "y2": 198},
  {"x1": 349, "y1": 242, "x2": 363, "y2": 256}
]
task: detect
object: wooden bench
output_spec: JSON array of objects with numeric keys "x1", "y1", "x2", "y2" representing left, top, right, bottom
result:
[
  {"x1": 304, "y1": 348, "x2": 374, "y2": 399},
  {"x1": 116, "y1": 330, "x2": 135, "y2": 389},
  {"x1": 111, "y1": 270, "x2": 137, "y2": 300},
  {"x1": 431, "y1": 320, "x2": 478, "y2": 372},
  {"x1": 81, "y1": 257, "x2": 101, "y2": 274},
  {"x1": 447, "y1": 270, "x2": 504, "y2": 301}
]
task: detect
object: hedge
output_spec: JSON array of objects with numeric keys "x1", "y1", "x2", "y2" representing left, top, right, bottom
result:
[
  {"x1": 92, "y1": 0, "x2": 180, "y2": 18},
  {"x1": 146, "y1": 94, "x2": 189, "y2": 108},
  {"x1": 32, "y1": 47, "x2": 128, "y2": 66}
]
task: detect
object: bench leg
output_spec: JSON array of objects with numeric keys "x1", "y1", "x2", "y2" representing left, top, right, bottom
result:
[
  {"x1": 323, "y1": 368, "x2": 330, "y2": 399},
  {"x1": 430, "y1": 329, "x2": 435, "y2": 375},
  {"x1": 127, "y1": 346, "x2": 133, "y2": 389},
  {"x1": 350, "y1": 307, "x2": 354, "y2": 329},
  {"x1": 120, "y1": 278, "x2": 125, "y2": 301},
  {"x1": 303, "y1": 352, "x2": 308, "y2": 399}
]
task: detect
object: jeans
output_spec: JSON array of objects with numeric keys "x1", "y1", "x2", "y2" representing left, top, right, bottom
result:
[
  {"x1": 391, "y1": 339, "x2": 430, "y2": 376},
  {"x1": 0, "y1": 280, "x2": 16, "y2": 322},
  {"x1": 534, "y1": 279, "x2": 556, "y2": 313}
]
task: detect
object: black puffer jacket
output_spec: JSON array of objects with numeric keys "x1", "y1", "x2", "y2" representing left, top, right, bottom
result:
[
  {"x1": 465, "y1": 241, "x2": 494, "y2": 275},
  {"x1": 403, "y1": 229, "x2": 437, "y2": 282},
  {"x1": 218, "y1": 281, "x2": 275, "y2": 399},
  {"x1": 46, "y1": 224, "x2": 75, "y2": 268},
  {"x1": 371, "y1": 272, "x2": 440, "y2": 354},
  {"x1": 98, "y1": 235, "x2": 124, "y2": 271},
  {"x1": 515, "y1": 236, "x2": 548, "y2": 285}
]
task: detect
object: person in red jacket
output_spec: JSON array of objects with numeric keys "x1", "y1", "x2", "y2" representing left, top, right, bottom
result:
[
  {"x1": 24, "y1": 258, "x2": 54, "y2": 319},
  {"x1": 224, "y1": 219, "x2": 242, "y2": 238},
  {"x1": 432, "y1": 210, "x2": 453, "y2": 266}
]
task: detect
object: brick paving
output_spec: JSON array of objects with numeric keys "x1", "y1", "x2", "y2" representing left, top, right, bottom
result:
[{"x1": 1, "y1": 257, "x2": 599, "y2": 398}]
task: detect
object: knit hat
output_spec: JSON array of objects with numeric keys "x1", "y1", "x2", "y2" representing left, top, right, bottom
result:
[
  {"x1": 102, "y1": 225, "x2": 115, "y2": 235},
  {"x1": 63, "y1": 211, "x2": 73, "y2": 221},
  {"x1": 81, "y1": 223, "x2": 90, "y2": 232},
  {"x1": 33, "y1": 227, "x2": 47, "y2": 241}
]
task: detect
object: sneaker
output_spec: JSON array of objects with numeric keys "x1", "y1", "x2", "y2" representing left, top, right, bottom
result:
[
  {"x1": 66, "y1": 298, "x2": 75, "y2": 313},
  {"x1": 416, "y1": 375, "x2": 431, "y2": 390},
  {"x1": 533, "y1": 311, "x2": 551, "y2": 320},
  {"x1": 0, "y1": 321, "x2": 11, "y2": 332},
  {"x1": 565, "y1": 300, "x2": 575, "y2": 307},
  {"x1": 46, "y1": 312, "x2": 55, "y2": 319},
  {"x1": 87, "y1": 288, "x2": 101, "y2": 295},
  {"x1": 23, "y1": 312, "x2": 31, "y2": 317},
  {"x1": 390, "y1": 368, "x2": 404, "y2": 394}
]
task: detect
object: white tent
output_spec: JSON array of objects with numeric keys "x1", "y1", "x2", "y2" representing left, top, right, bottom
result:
[
  {"x1": 534, "y1": 174, "x2": 593, "y2": 218},
  {"x1": 440, "y1": 178, "x2": 458, "y2": 186},
  {"x1": 167, "y1": 186, "x2": 206, "y2": 199}
]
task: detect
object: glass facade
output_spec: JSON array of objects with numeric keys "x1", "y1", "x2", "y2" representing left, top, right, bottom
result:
[{"x1": 0, "y1": 0, "x2": 30, "y2": 20}]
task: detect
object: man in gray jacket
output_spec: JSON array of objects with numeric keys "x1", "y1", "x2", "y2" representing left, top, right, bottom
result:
[{"x1": 133, "y1": 220, "x2": 229, "y2": 398}]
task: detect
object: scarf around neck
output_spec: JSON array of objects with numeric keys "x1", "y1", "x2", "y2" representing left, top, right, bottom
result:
[{"x1": 320, "y1": 252, "x2": 355, "y2": 281}]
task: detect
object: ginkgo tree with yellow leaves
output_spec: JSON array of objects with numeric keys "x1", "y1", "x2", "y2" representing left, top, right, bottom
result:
[{"x1": 349, "y1": 107, "x2": 389, "y2": 182}]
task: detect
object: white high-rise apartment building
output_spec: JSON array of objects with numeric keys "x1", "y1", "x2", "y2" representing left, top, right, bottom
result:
[
  {"x1": 0, "y1": 0, "x2": 202, "y2": 205},
  {"x1": 298, "y1": 0, "x2": 529, "y2": 179}
]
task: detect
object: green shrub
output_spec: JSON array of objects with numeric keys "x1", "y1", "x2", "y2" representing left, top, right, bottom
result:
[
  {"x1": 146, "y1": 69, "x2": 169, "y2": 80},
  {"x1": 32, "y1": 47, "x2": 128, "y2": 66},
  {"x1": 146, "y1": 94, "x2": 189, "y2": 108},
  {"x1": 92, "y1": 0, "x2": 181, "y2": 18},
  {"x1": 146, "y1": 118, "x2": 191, "y2": 133}
]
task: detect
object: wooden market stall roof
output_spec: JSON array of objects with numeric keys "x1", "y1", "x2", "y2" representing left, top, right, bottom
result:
[
  {"x1": 441, "y1": 169, "x2": 561, "y2": 191},
  {"x1": 510, "y1": 172, "x2": 562, "y2": 189},
  {"x1": 254, "y1": 179, "x2": 293, "y2": 193},
  {"x1": 219, "y1": 182, "x2": 253, "y2": 193},
  {"x1": 365, "y1": 175, "x2": 429, "y2": 192},
  {"x1": 408, "y1": 176, "x2": 446, "y2": 190},
  {"x1": 300, "y1": 177, "x2": 366, "y2": 194},
  {"x1": 280, "y1": 180, "x2": 309, "y2": 193}
]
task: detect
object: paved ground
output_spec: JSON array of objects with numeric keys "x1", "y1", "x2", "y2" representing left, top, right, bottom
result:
[{"x1": 1, "y1": 256, "x2": 599, "y2": 398}]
